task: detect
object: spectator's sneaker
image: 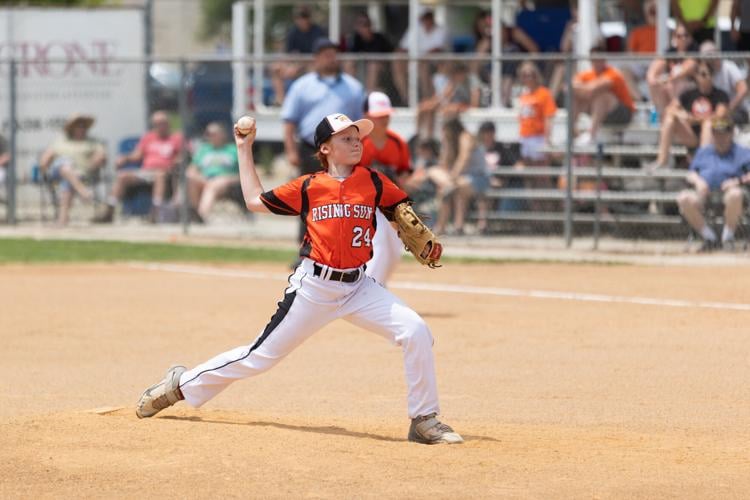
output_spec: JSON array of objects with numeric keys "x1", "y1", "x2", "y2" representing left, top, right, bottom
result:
[
  {"x1": 574, "y1": 132, "x2": 594, "y2": 148},
  {"x1": 722, "y1": 239, "x2": 736, "y2": 252},
  {"x1": 408, "y1": 413, "x2": 464, "y2": 445},
  {"x1": 698, "y1": 239, "x2": 721, "y2": 253},
  {"x1": 91, "y1": 205, "x2": 114, "y2": 224},
  {"x1": 643, "y1": 160, "x2": 665, "y2": 175},
  {"x1": 135, "y1": 365, "x2": 186, "y2": 418}
]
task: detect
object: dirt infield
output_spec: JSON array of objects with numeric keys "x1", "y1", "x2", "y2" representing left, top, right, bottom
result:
[{"x1": 2, "y1": 262, "x2": 749, "y2": 499}]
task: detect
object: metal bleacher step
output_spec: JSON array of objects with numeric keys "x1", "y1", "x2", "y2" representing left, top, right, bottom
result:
[
  {"x1": 486, "y1": 189, "x2": 679, "y2": 203},
  {"x1": 484, "y1": 211, "x2": 683, "y2": 225},
  {"x1": 541, "y1": 144, "x2": 687, "y2": 157},
  {"x1": 490, "y1": 166, "x2": 687, "y2": 180}
]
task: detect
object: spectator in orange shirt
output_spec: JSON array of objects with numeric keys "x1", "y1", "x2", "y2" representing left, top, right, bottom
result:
[
  {"x1": 620, "y1": 0, "x2": 656, "y2": 102},
  {"x1": 517, "y1": 61, "x2": 557, "y2": 165},
  {"x1": 572, "y1": 45, "x2": 634, "y2": 146},
  {"x1": 359, "y1": 91, "x2": 412, "y2": 285}
]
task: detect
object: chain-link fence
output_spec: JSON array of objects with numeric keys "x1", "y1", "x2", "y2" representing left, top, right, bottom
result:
[{"x1": 2, "y1": 48, "x2": 750, "y2": 246}]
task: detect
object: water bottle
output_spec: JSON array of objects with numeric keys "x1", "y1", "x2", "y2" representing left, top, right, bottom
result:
[{"x1": 649, "y1": 106, "x2": 659, "y2": 127}]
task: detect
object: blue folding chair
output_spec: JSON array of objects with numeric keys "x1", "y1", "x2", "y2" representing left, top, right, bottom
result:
[{"x1": 117, "y1": 136, "x2": 152, "y2": 216}]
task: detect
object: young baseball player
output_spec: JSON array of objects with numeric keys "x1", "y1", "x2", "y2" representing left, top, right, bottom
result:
[
  {"x1": 360, "y1": 91, "x2": 411, "y2": 285},
  {"x1": 135, "y1": 113, "x2": 462, "y2": 445}
]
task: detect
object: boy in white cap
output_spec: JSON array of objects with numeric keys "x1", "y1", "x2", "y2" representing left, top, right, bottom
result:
[{"x1": 360, "y1": 91, "x2": 412, "y2": 285}]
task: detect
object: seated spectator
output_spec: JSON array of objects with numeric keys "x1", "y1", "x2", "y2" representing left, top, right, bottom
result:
[
  {"x1": 499, "y1": 20, "x2": 540, "y2": 108},
  {"x1": 344, "y1": 12, "x2": 394, "y2": 93},
  {"x1": 93, "y1": 110, "x2": 183, "y2": 223},
  {"x1": 731, "y1": 0, "x2": 750, "y2": 51},
  {"x1": 442, "y1": 62, "x2": 483, "y2": 116},
  {"x1": 672, "y1": 0, "x2": 719, "y2": 45},
  {"x1": 402, "y1": 138, "x2": 439, "y2": 203},
  {"x1": 429, "y1": 118, "x2": 490, "y2": 235},
  {"x1": 415, "y1": 60, "x2": 450, "y2": 140},
  {"x1": 620, "y1": 0, "x2": 656, "y2": 102},
  {"x1": 39, "y1": 114, "x2": 106, "y2": 226},
  {"x1": 619, "y1": 0, "x2": 646, "y2": 29},
  {"x1": 647, "y1": 61, "x2": 728, "y2": 170},
  {"x1": 186, "y1": 122, "x2": 239, "y2": 223},
  {"x1": 468, "y1": 9, "x2": 493, "y2": 107},
  {"x1": 269, "y1": 23, "x2": 302, "y2": 106},
  {"x1": 677, "y1": 117, "x2": 750, "y2": 252},
  {"x1": 477, "y1": 121, "x2": 524, "y2": 213},
  {"x1": 286, "y1": 5, "x2": 326, "y2": 54},
  {"x1": 548, "y1": 2, "x2": 600, "y2": 103},
  {"x1": 392, "y1": 8, "x2": 448, "y2": 105},
  {"x1": 699, "y1": 40, "x2": 749, "y2": 125},
  {"x1": 517, "y1": 61, "x2": 557, "y2": 164},
  {"x1": 416, "y1": 62, "x2": 481, "y2": 140},
  {"x1": 270, "y1": 6, "x2": 327, "y2": 105},
  {"x1": 470, "y1": 7, "x2": 538, "y2": 108},
  {"x1": 646, "y1": 23, "x2": 698, "y2": 117},
  {"x1": 572, "y1": 45, "x2": 634, "y2": 147}
]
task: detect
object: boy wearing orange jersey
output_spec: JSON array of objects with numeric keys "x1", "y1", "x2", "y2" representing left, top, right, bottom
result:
[{"x1": 135, "y1": 112, "x2": 463, "y2": 446}]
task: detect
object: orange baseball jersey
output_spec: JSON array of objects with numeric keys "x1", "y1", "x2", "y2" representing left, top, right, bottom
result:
[
  {"x1": 518, "y1": 86, "x2": 557, "y2": 138},
  {"x1": 575, "y1": 66, "x2": 635, "y2": 111},
  {"x1": 360, "y1": 130, "x2": 411, "y2": 176},
  {"x1": 260, "y1": 165, "x2": 409, "y2": 269}
]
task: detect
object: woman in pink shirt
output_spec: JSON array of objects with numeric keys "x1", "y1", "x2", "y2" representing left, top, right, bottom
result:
[{"x1": 93, "y1": 111, "x2": 183, "y2": 223}]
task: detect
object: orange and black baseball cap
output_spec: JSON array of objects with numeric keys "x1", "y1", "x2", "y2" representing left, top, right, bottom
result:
[{"x1": 314, "y1": 113, "x2": 374, "y2": 148}]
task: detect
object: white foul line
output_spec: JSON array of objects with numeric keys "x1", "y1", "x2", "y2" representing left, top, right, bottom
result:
[{"x1": 129, "y1": 262, "x2": 750, "y2": 313}]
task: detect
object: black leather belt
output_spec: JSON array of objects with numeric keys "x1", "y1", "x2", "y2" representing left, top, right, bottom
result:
[{"x1": 313, "y1": 263, "x2": 363, "y2": 283}]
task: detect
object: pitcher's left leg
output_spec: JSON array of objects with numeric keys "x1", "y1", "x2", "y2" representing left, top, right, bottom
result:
[{"x1": 342, "y1": 277, "x2": 439, "y2": 419}]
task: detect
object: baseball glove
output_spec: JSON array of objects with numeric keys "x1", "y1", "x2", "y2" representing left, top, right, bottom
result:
[{"x1": 393, "y1": 202, "x2": 443, "y2": 268}]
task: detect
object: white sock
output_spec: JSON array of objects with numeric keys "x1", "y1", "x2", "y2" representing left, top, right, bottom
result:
[
  {"x1": 722, "y1": 226, "x2": 734, "y2": 242},
  {"x1": 700, "y1": 225, "x2": 717, "y2": 241},
  {"x1": 106, "y1": 196, "x2": 117, "y2": 207}
]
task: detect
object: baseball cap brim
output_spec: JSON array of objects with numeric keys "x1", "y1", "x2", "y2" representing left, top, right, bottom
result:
[
  {"x1": 314, "y1": 113, "x2": 374, "y2": 148},
  {"x1": 366, "y1": 108, "x2": 393, "y2": 118},
  {"x1": 327, "y1": 120, "x2": 373, "y2": 144}
]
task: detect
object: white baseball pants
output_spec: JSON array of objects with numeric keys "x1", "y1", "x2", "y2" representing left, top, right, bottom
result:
[
  {"x1": 179, "y1": 258, "x2": 440, "y2": 419},
  {"x1": 366, "y1": 209, "x2": 403, "y2": 285}
]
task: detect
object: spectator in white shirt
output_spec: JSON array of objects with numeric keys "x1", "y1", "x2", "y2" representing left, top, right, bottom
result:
[
  {"x1": 700, "y1": 40, "x2": 749, "y2": 125},
  {"x1": 392, "y1": 8, "x2": 448, "y2": 105}
]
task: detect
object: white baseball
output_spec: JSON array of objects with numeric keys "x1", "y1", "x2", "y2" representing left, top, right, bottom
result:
[{"x1": 236, "y1": 115, "x2": 256, "y2": 136}]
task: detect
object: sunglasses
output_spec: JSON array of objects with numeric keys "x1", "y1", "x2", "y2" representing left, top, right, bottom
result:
[{"x1": 675, "y1": 33, "x2": 690, "y2": 39}]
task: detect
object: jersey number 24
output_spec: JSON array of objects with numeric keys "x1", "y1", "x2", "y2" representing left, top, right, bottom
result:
[{"x1": 351, "y1": 226, "x2": 372, "y2": 247}]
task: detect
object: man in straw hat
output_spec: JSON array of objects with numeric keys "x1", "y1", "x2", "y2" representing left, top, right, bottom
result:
[{"x1": 39, "y1": 113, "x2": 106, "y2": 226}]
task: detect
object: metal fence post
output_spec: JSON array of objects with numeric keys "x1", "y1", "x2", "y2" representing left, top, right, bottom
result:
[
  {"x1": 7, "y1": 59, "x2": 17, "y2": 225},
  {"x1": 178, "y1": 58, "x2": 189, "y2": 235},
  {"x1": 594, "y1": 142, "x2": 603, "y2": 250},
  {"x1": 563, "y1": 54, "x2": 574, "y2": 248}
]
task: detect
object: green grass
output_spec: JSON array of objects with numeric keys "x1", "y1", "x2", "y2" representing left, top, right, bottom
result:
[
  {"x1": 0, "y1": 237, "x2": 628, "y2": 266},
  {"x1": 0, "y1": 238, "x2": 297, "y2": 264}
]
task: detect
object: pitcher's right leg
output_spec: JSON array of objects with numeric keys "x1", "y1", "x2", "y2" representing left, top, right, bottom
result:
[{"x1": 179, "y1": 288, "x2": 332, "y2": 407}]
